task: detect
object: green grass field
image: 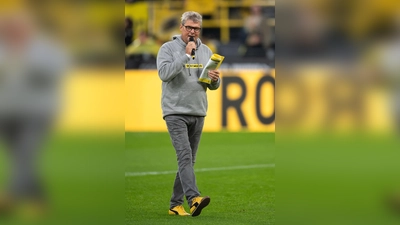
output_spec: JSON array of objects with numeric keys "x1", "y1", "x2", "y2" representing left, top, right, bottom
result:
[
  {"x1": 125, "y1": 132, "x2": 275, "y2": 225},
  {"x1": 3, "y1": 131, "x2": 399, "y2": 225},
  {"x1": 0, "y1": 132, "x2": 124, "y2": 225}
]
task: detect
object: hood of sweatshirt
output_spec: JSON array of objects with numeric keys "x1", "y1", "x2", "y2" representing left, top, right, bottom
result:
[{"x1": 172, "y1": 35, "x2": 202, "y2": 50}]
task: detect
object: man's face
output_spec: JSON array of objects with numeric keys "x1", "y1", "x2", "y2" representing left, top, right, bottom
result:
[{"x1": 180, "y1": 19, "x2": 201, "y2": 43}]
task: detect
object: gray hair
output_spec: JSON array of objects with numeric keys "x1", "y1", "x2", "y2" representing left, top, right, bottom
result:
[{"x1": 181, "y1": 11, "x2": 202, "y2": 25}]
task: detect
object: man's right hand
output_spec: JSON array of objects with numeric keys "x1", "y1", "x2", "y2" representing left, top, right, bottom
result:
[{"x1": 186, "y1": 40, "x2": 196, "y2": 55}]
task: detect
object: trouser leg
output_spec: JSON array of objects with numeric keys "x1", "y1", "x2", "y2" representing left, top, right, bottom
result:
[
  {"x1": 165, "y1": 115, "x2": 203, "y2": 208},
  {"x1": 169, "y1": 172, "x2": 184, "y2": 208},
  {"x1": 186, "y1": 116, "x2": 204, "y2": 205},
  {"x1": 188, "y1": 116, "x2": 204, "y2": 166},
  {"x1": 0, "y1": 117, "x2": 50, "y2": 201}
]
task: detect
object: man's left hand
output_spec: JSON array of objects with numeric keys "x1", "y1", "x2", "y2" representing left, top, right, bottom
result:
[{"x1": 208, "y1": 70, "x2": 220, "y2": 82}]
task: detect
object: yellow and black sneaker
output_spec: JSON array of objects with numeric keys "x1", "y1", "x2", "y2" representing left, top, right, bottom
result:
[
  {"x1": 0, "y1": 195, "x2": 49, "y2": 221},
  {"x1": 0, "y1": 194, "x2": 14, "y2": 218},
  {"x1": 190, "y1": 196, "x2": 210, "y2": 217},
  {"x1": 168, "y1": 205, "x2": 190, "y2": 216}
]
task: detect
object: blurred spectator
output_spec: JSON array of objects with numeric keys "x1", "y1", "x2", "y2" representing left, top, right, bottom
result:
[
  {"x1": 278, "y1": 3, "x2": 329, "y2": 59},
  {"x1": 125, "y1": 31, "x2": 160, "y2": 69},
  {"x1": 125, "y1": 17, "x2": 133, "y2": 47},
  {"x1": 240, "y1": 5, "x2": 273, "y2": 58},
  {"x1": 364, "y1": 15, "x2": 400, "y2": 133},
  {"x1": 0, "y1": 11, "x2": 68, "y2": 219}
]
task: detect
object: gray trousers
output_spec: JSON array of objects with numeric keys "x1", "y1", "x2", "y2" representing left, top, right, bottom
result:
[
  {"x1": 0, "y1": 116, "x2": 51, "y2": 200},
  {"x1": 165, "y1": 115, "x2": 204, "y2": 208}
]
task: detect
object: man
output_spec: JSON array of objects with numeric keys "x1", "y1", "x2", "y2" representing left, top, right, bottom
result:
[
  {"x1": 157, "y1": 11, "x2": 220, "y2": 217},
  {"x1": 0, "y1": 12, "x2": 67, "y2": 218}
]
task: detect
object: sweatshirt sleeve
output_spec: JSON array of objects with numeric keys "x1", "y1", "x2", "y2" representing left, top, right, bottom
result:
[
  {"x1": 157, "y1": 44, "x2": 190, "y2": 82},
  {"x1": 208, "y1": 78, "x2": 221, "y2": 90}
]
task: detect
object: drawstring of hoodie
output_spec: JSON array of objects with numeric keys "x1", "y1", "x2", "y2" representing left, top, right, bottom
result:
[{"x1": 188, "y1": 53, "x2": 200, "y2": 77}]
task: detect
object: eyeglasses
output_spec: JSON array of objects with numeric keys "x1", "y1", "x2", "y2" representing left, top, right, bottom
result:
[{"x1": 183, "y1": 25, "x2": 201, "y2": 33}]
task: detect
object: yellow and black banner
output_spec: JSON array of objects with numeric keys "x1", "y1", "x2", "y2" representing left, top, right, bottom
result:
[{"x1": 125, "y1": 69, "x2": 275, "y2": 132}]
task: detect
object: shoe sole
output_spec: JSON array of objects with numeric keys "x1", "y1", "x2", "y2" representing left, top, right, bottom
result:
[
  {"x1": 168, "y1": 211, "x2": 189, "y2": 216},
  {"x1": 168, "y1": 209, "x2": 190, "y2": 216},
  {"x1": 191, "y1": 196, "x2": 210, "y2": 217}
]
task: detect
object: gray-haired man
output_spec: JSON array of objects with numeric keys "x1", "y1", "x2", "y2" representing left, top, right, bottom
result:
[{"x1": 157, "y1": 11, "x2": 221, "y2": 217}]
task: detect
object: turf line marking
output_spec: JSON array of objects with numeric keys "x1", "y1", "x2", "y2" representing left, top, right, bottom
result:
[{"x1": 125, "y1": 164, "x2": 275, "y2": 177}]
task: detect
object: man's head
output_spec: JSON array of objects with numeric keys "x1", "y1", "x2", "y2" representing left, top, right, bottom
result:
[{"x1": 180, "y1": 11, "x2": 202, "y2": 43}]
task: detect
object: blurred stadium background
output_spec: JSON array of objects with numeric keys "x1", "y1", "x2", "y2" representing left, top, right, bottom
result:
[
  {"x1": 125, "y1": 0, "x2": 275, "y2": 69},
  {"x1": 0, "y1": 1, "x2": 124, "y2": 225},
  {"x1": 277, "y1": 1, "x2": 400, "y2": 225}
]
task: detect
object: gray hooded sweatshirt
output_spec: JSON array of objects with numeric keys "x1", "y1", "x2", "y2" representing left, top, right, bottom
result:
[{"x1": 157, "y1": 35, "x2": 220, "y2": 118}]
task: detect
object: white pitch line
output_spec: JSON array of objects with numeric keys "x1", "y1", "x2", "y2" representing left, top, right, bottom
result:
[{"x1": 125, "y1": 163, "x2": 275, "y2": 177}]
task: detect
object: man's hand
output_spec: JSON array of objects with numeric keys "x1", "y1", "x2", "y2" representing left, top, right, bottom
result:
[
  {"x1": 208, "y1": 70, "x2": 220, "y2": 82},
  {"x1": 186, "y1": 40, "x2": 196, "y2": 55}
]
